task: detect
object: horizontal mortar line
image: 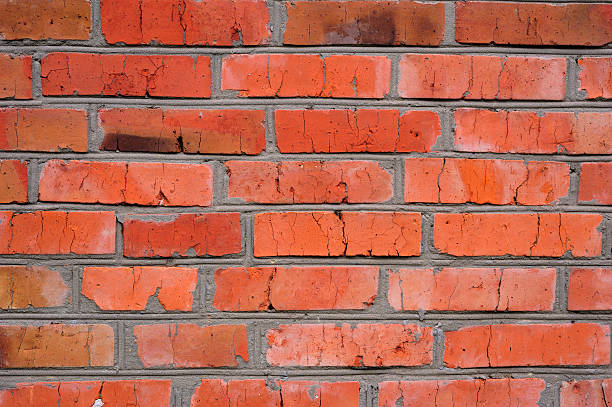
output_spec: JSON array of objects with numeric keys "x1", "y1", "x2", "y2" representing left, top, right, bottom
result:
[
  {"x1": 1, "y1": 45, "x2": 612, "y2": 55},
  {"x1": 2, "y1": 98, "x2": 612, "y2": 108}
]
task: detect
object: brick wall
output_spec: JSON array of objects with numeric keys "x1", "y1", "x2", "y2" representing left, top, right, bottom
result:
[{"x1": 0, "y1": 0, "x2": 610, "y2": 406}]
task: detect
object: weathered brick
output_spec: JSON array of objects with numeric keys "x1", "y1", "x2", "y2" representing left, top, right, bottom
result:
[
  {"x1": 222, "y1": 54, "x2": 391, "y2": 98},
  {"x1": 0, "y1": 160, "x2": 27, "y2": 203},
  {"x1": 444, "y1": 323, "x2": 610, "y2": 367},
  {"x1": 0, "y1": 324, "x2": 113, "y2": 367},
  {"x1": 456, "y1": 2, "x2": 612, "y2": 46},
  {"x1": 284, "y1": 1, "x2": 444, "y2": 45},
  {"x1": 101, "y1": 0, "x2": 270, "y2": 45},
  {"x1": 98, "y1": 108, "x2": 265, "y2": 154},
  {"x1": 275, "y1": 110, "x2": 441, "y2": 153},
  {"x1": 379, "y1": 378, "x2": 545, "y2": 407},
  {"x1": 561, "y1": 379, "x2": 612, "y2": 407},
  {"x1": 42, "y1": 53, "x2": 211, "y2": 97},
  {"x1": 134, "y1": 323, "x2": 248, "y2": 367},
  {"x1": 121, "y1": 213, "x2": 241, "y2": 257},
  {"x1": 578, "y1": 57, "x2": 612, "y2": 99},
  {"x1": 388, "y1": 268, "x2": 556, "y2": 311},
  {"x1": 39, "y1": 160, "x2": 213, "y2": 206},
  {"x1": 0, "y1": 211, "x2": 115, "y2": 254},
  {"x1": 0, "y1": 380, "x2": 171, "y2": 407},
  {"x1": 254, "y1": 212, "x2": 421, "y2": 257},
  {"x1": 190, "y1": 379, "x2": 359, "y2": 407},
  {"x1": 82, "y1": 266, "x2": 197, "y2": 311},
  {"x1": 404, "y1": 158, "x2": 569, "y2": 205},
  {"x1": 0, "y1": 54, "x2": 32, "y2": 99},
  {"x1": 0, "y1": 0, "x2": 91, "y2": 40},
  {"x1": 227, "y1": 161, "x2": 392, "y2": 203},
  {"x1": 0, "y1": 108, "x2": 88, "y2": 152},
  {"x1": 454, "y1": 109, "x2": 612, "y2": 154},
  {"x1": 434, "y1": 213, "x2": 602, "y2": 257},
  {"x1": 0, "y1": 265, "x2": 69, "y2": 310},
  {"x1": 568, "y1": 268, "x2": 612, "y2": 311},
  {"x1": 213, "y1": 266, "x2": 378, "y2": 311},
  {"x1": 399, "y1": 55, "x2": 565, "y2": 100},
  {"x1": 267, "y1": 323, "x2": 433, "y2": 367},
  {"x1": 579, "y1": 163, "x2": 612, "y2": 204}
]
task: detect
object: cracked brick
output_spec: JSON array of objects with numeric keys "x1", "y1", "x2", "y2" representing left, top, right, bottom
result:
[
  {"x1": 434, "y1": 213, "x2": 602, "y2": 257},
  {"x1": 0, "y1": 265, "x2": 70, "y2": 310},
  {"x1": 0, "y1": 323, "x2": 113, "y2": 367},
  {"x1": 39, "y1": 160, "x2": 213, "y2": 206},
  {"x1": 456, "y1": 2, "x2": 612, "y2": 46},
  {"x1": 213, "y1": 266, "x2": 378, "y2": 311},
  {"x1": 101, "y1": 0, "x2": 270, "y2": 45},
  {"x1": 82, "y1": 266, "x2": 197, "y2": 311},
  {"x1": 0, "y1": 160, "x2": 27, "y2": 203},
  {"x1": 134, "y1": 323, "x2": 248, "y2": 367},
  {"x1": 41, "y1": 53, "x2": 211, "y2": 98},
  {"x1": 568, "y1": 268, "x2": 612, "y2": 311},
  {"x1": 561, "y1": 379, "x2": 612, "y2": 407},
  {"x1": 399, "y1": 54, "x2": 565, "y2": 100},
  {"x1": 227, "y1": 161, "x2": 392, "y2": 203},
  {"x1": 0, "y1": 54, "x2": 32, "y2": 99},
  {"x1": 284, "y1": 1, "x2": 444, "y2": 45},
  {"x1": 578, "y1": 58, "x2": 612, "y2": 99},
  {"x1": 579, "y1": 163, "x2": 612, "y2": 204},
  {"x1": 444, "y1": 323, "x2": 610, "y2": 368},
  {"x1": 121, "y1": 213, "x2": 241, "y2": 257},
  {"x1": 266, "y1": 323, "x2": 433, "y2": 367},
  {"x1": 276, "y1": 109, "x2": 441, "y2": 153},
  {"x1": 455, "y1": 109, "x2": 612, "y2": 154},
  {"x1": 98, "y1": 108, "x2": 265, "y2": 154}
]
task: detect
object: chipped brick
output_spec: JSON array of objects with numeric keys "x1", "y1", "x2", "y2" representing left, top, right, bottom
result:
[
  {"x1": 568, "y1": 268, "x2": 612, "y2": 311},
  {"x1": 0, "y1": 160, "x2": 27, "y2": 203},
  {"x1": 579, "y1": 163, "x2": 612, "y2": 204},
  {"x1": 0, "y1": 54, "x2": 32, "y2": 99},
  {"x1": 561, "y1": 379, "x2": 612, "y2": 407},
  {"x1": 578, "y1": 58, "x2": 612, "y2": 99},
  {"x1": 0, "y1": 265, "x2": 70, "y2": 310}
]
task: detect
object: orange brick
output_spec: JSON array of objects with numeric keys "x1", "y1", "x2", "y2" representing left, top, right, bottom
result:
[
  {"x1": 0, "y1": 54, "x2": 32, "y2": 99},
  {"x1": 579, "y1": 57, "x2": 612, "y2": 99},
  {"x1": 561, "y1": 379, "x2": 612, "y2": 407},
  {"x1": 568, "y1": 268, "x2": 612, "y2": 310},
  {"x1": 0, "y1": 266, "x2": 69, "y2": 310},
  {"x1": 0, "y1": 160, "x2": 27, "y2": 203},
  {"x1": 579, "y1": 163, "x2": 612, "y2": 204}
]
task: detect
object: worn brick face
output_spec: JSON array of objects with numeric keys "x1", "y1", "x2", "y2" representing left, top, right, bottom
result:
[
  {"x1": 568, "y1": 268, "x2": 612, "y2": 311},
  {"x1": 579, "y1": 163, "x2": 612, "y2": 204},
  {"x1": 578, "y1": 57, "x2": 612, "y2": 99},
  {"x1": 0, "y1": 55, "x2": 32, "y2": 99},
  {"x1": 0, "y1": 160, "x2": 27, "y2": 203},
  {"x1": 0, "y1": 265, "x2": 70, "y2": 310},
  {"x1": 561, "y1": 379, "x2": 612, "y2": 407}
]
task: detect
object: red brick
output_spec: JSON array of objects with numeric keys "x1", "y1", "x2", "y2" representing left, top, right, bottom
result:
[
  {"x1": 227, "y1": 161, "x2": 392, "y2": 203},
  {"x1": 0, "y1": 55, "x2": 32, "y2": 99},
  {"x1": 190, "y1": 379, "x2": 359, "y2": 407},
  {"x1": 0, "y1": 108, "x2": 88, "y2": 152},
  {"x1": 455, "y1": 109, "x2": 612, "y2": 154},
  {"x1": 267, "y1": 323, "x2": 432, "y2": 367},
  {"x1": 405, "y1": 158, "x2": 569, "y2": 205},
  {"x1": 98, "y1": 108, "x2": 265, "y2": 154},
  {"x1": 101, "y1": 0, "x2": 270, "y2": 45},
  {"x1": 579, "y1": 57, "x2": 612, "y2": 99},
  {"x1": 213, "y1": 266, "x2": 378, "y2": 311},
  {"x1": 0, "y1": 323, "x2": 113, "y2": 367},
  {"x1": 0, "y1": 380, "x2": 171, "y2": 407},
  {"x1": 0, "y1": 0, "x2": 91, "y2": 40},
  {"x1": 568, "y1": 268, "x2": 612, "y2": 311},
  {"x1": 399, "y1": 54, "x2": 565, "y2": 100},
  {"x1": 121, "y1": 213, "x2": 241, "y2": 257},
  {"x1": 42, "y1": 53, "x2": 211, "y2": 97},
  {"x1": 388, "y1": 268, "x2": 555, "y2": 311},
  {"x1": 456, "y1": 2, "x2": 612, "y2": 46},
  {"x1": 39, "y1": 160, "x2": 213, "y2": 206},
  {"x1": 276, "y1": 110, "x2": 441, "y2": 153},
  {"x1": 0, "y1": 160, "x2": 27, "y2": 203},
  {"x1": 82, "y1": 266, "x2": 197, "y2": 311},
  {"x1": 0, "y1": 211, "x2": 115, "y2": 254},
  {"x1": 379, "y1": 378, "x2": 545, "y2": 407},
  {"x1": 222, "y1": 54, "x2": 390, "y2": 98},
  {"x1": 284, "y1": 1, "x2": 444, "y2": 45},
  {"x1": 134, "y1": 323, "x2": 247, "y2": 367},
  {"x1": 579, "y1": 163, "x2": 612, "y2": 204},
  {"x1": 0, "y1": 266, "x2": 69, "y2": 310},
  {"x1": 443, "y1": 323, "x2": 610, "y2": 368},
  {"x1": 561, "y1": 379, "x2": 612, "y2": 407},
  {"x1": 434, "y1": 213, "x2": 602, "y2": 257},
  {"x1": 254, "y1": 212, "x2": 421, "y2": 257}
]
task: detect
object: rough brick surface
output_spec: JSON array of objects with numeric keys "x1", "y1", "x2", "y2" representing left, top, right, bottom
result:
[
  {"x1": 455, "y1": 2, "x2": 612, "y2": 46},
  {"x1": 568, "y1": 268, "x2": 612, "y2": 311},
  {"x1": 0, "y1": 159, "x2": 27, "y2": 203},
  {"x1": 561, "y1": 379, "x2": 612, "y2": 407},
  {"x1": 379, "y1": 378, "x2": 546, "y2": 407},
  {"x1": 388, "y1": 268, "x2": 556, "y2": 311},
  {"x1": 0, "y1": 0, "x2": 91, "y2": 40},
  {"x1": 267, "y1": 323, "x2": 433, "y2": 367},
  {"x1": 134, "y1": 323, "x2": 248, "y2": 367},
  {"x1": 0, "y1": 55, "x2": 32, "y2": 99},
  {"x1": 444, "y1": 323, "x2": 610, "y2": 367},
  {"x1": 579, "y1": 163, "x2": 612, "y2": 204},
  {"x1": 0, "y1": 265, "x2": 69, "y2": 310},
  {"x1": 213, "y1": 266, "x2": 378, "y2": 310},
  {"x1": 284, "y1": 1, "x2": 444, "y2": 45},
  {"x1": 578, "y1": 57, "x2": 612, "y2": 99}
]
